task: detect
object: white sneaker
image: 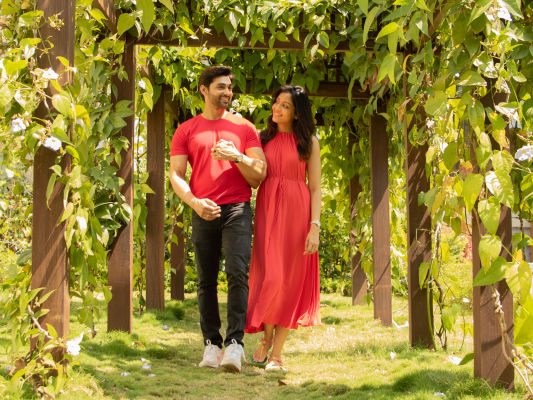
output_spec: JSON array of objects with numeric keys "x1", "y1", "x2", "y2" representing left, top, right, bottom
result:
[
  {"x1": 220, "y1": 339, "x2": 245, "y2": 373},
  {"x1": 198, "y1": 340, "x2": 222, "y2": 368}
]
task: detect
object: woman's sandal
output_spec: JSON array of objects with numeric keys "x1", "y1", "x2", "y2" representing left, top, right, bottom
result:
[
  {"x1": 249, "y1": 338, "x2": 272, "y2": 367},
  {"x1": 265, "y1": 356, "x2": 287, "y2": 372}
]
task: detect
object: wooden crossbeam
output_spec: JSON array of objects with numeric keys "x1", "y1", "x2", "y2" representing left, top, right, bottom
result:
[
  {"x1": 134, "y1": 28, "x2": 372, "y2": 51},
  {"x1": 92, "y1": 0, "x2": 117, "y2": 33}
]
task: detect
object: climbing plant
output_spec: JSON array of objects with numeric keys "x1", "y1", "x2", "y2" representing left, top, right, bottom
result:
[{"x1": 1, "y1": 0, "x2": 533, "y2": 395}]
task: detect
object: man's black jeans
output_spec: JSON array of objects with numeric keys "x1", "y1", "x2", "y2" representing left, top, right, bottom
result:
[{"x1": 191, "y1": 202, "x2": 252, "y2": 348}]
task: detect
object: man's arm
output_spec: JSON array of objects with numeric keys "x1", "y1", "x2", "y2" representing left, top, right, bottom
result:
[
  {"x1": 169, "y1": 155, "x2": 221, "y2": 220},
  {"x1": 212, "y1": 141, "x2": 267, "y2": 188}
]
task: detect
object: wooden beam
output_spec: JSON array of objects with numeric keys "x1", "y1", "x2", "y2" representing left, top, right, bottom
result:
[
  {"x1": 135, "y1": 28, "x2": 374, "y2": 52},
  {"x1": 108, "y1": 40, "x2": 135, "y2": 332},
  {"x1": 370, "y1": 111, "x2": 392, "y2": 326},
  {"x1": 171, "y1": 214, "x2": 186, "y2": 301},
  {"x1": 92, "y1": 0, "x2": 117, "y2": 33},
  {"x1": 349, "y1": 132, "x2": 367, "y2": 305},
  {"x1": 145, "y1": 90, "x2": 166, "y2": 310},
  {"x1": 32, "y1": 0, "x2": 75, "y2": 347},
  {"x1": 472, "y1": 88, "x2": 514, "y2": 388},
  {"x1": 405, "y1": 122, "x2": 434, "y2": 349}
]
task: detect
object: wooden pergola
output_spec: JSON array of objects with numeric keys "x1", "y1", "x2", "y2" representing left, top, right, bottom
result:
[{"x1": 32, "y1": 0, "x2": 514, "y2": 389}]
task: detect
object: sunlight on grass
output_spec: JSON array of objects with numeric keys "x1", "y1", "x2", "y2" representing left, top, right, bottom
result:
[{"x1": 0, "y1": 293, "x2": 526, "y2": 399}]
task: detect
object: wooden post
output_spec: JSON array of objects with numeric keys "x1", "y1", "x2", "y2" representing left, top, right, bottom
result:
[
  {"x1": 171, "y1": 213, "x2": 186, "y2": 301},
  {"x1": 404, "y1": 101, "x2": 434, "y2": 348},
  {"x1": 370, "y1": 110, "x2": 392, "y2": 326},
  {"x1": 31, "y1": 0, "x2": 75, "y2": 343},
  {"x1": 146, "y1": 89, "x2": 166, "y2": 310},
  {"x1": 108, "y1": 40, "x2": 135, "y2": 332},
  {"x1": 472, "y1": 89, "x2": 514, "y2": 388},
  {"x1": 349, "y1": 132, "x2": 367, "y2": 305}
]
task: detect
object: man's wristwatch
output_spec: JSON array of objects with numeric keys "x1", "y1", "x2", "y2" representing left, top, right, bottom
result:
[{"x1": 234, "y1": 153, "x2": 243, "y2": 163}]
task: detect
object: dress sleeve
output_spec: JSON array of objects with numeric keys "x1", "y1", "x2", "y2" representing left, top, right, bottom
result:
[{"x1": 170, "y1": 125, "x2": 188, "y2": 156}]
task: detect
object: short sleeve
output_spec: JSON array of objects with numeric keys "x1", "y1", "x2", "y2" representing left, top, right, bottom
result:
[
  {"x1": 170, "y1": 125, "x2": 188, "y2": 156},
  {"x1": 244, "y1": 125, "x2": 262, "y2": 150}
]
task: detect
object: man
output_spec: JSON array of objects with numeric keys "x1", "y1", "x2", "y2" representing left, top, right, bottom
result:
[{"x1": 169, "y1": 65, "x2": 267, "y2": 372}]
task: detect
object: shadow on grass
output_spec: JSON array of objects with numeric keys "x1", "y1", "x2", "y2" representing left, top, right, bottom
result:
[{"x1": 287, "y1": 369, "x2": 501, "y2": 400}]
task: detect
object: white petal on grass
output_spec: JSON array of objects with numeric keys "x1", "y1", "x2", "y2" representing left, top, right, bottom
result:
[
  {"x1": 434, "y1": 393, "x2": 446, "y2": 397},
  {"x1": 447, "y1": 355, "x2": 462, "y2": 365},
  {"x1": 141, "y1": 358, "x2": 148, "y2": 362},
  {"x1": 42, "y1": 68, "x2": 59, "y2": 80},
  {"x1": 43, "y1": 137, "x2": 62, "y2": 151},
  {"x1": 390, "y1": 352, "x2": 397, "y2": 360},
  {"x1": 162, "y1": 325, "x2": 169, "y2": 330},
  {"x1": 66, "y1": 333, "x2": 84, "y2": 356},
  {"x1": 120, "y1": 371, "x2": 130, "y2": 376},
  {"x1": 148, "y1": 373, "x2": 155, "y2": 377},
  {"x1": 515, "y1": 145, "x2": 533, "y2": 162},
  {"x1": 462, "y1": 297, "x2": 470, "y2": 303},
  {"x1": 142, "y1": 363, "x2": 152, "y2": 370},
  {"x1": 11, "y1": 118, "x2": 26, "y2": 133}
]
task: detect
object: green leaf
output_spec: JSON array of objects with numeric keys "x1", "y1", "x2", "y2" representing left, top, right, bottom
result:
[
  {"x1": 46, "y1": 174, "x2": 57, "y2": 208},
  {"x1": 478, "y1": 197, "x2": 500, "y2": 235},
  {"x1": 377, "y1": 53, "x2": 396, "y2": 84},
  {"x1": 469, "y1": 0, "x2": 492, "y2": 23},
  {"x1": 317, "y1": 32, "x2": 329, "y2": 48},
  {"x1": 478, "y1": 235, "x2": 502, "y2": 269},
  {"x1": 459, "y1": 352, "x2": 474, "y2": 365},
  {"x1": 117, "y1": 13, "x2": 135, "y2": 36},
  {"x1": 52, "y1": 93, "x2": 71, "y2": 116},
  {"x1": 140, "y1": 183, "x2": 155, "y2": 195},
  {"x1": 424, "y1": 91, "x2": 447, "y2": 116},
  {"x1": 363, "y1": 7, "x2": 380, "y2": 44},
  {"x1": 473, "y1": 256, "x2": 507, "y2": 286},
  {"x1": 376, "y1": 22, "x2": 399, "y2": 40},
  {"x1": 358, "y1": 0, "x2": 369, "y2": 15},
  {"x1": 463, "y1": 173, "x2": 483, "y2": 213},
  {"x1": 415, "y1": 0, "x2": 431, "y2": 12},
  {"x1": 492, "y1": 151, "x2": 513, "y2": 176},
  {"x1": 474, "y1": 132, "x2": 492, "y2": 169},
  {"x1": 419, "y1": 261, "x2": 430, "y2": 288},
  {"x1": 457, "y1": 71, "x2": 486, "y2": 86},
  {"x1": 138, "y1": 0, "x2": 155, "y2": 32},
  {"x1": 486, "y1": 171, "x2": 514, "y2": 208},
  {"x1": 159, "y1": 0, "x2": 174, "y2": 13},
  {"x1": 443, "y1": 142, "x2": 458, "y2": 170},
  {"x1": 4, "y1": 59, "x2": 28, "y2": 76}
]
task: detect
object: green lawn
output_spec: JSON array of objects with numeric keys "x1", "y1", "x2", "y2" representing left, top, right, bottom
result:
[{"x1": 0, "y1": 293, "x2": 526, "y2": 399}]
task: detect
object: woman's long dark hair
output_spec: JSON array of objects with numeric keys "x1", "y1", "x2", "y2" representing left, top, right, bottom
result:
[{"x1": 260, "y1": 85, "x2": 315, "y2": 160}]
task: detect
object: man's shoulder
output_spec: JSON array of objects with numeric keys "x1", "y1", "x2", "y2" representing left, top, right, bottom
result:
[{"x1": 224, "y1": 113, "x2": 257, "y2": 131}]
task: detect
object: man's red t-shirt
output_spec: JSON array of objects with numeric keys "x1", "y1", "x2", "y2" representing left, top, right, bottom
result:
[{"x1": 170, "y1": 114, "x2": 261, "y2": 205}]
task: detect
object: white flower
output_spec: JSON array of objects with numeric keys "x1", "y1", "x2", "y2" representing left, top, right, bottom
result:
[
  {"x1": 142, "y1": 363, "x2": 152, "y2": 370},
  {"x1": 138, "y1": 80, "x2": 146, "y2": 90},
  {"x1": 120, "y1": 371, "x2": 131, "y2": 376},
  {"x1": 485, "y1": 171, "x2": 501, "y2": 195},
  {"x1": 42, "y1": 68, "x2": 59, "y2": 80},
  {"x1": 11, "y1": 118, "x2": 26, "y2": 133},
  {"x1": 5, "y1": 168, "x2": 14, "y2": 178},
  {"x1": 14, "y1": 90, "x2": 25, "y2": 106},
  {"x1": 390, "y1": 352, "x2": 397, "y2": 360},
  {"x1": 0, "y1": 58, "x2": 6, "y2": 79},
  {"x1": 515, "y1": 145, "x2": 533, "y2": 162},
  {"x1": 496, "y1": 0, "x2": 512, "y2": 21},
  {"x1": 76, "y1": 118, "x2": 85, "y2": 127},
  {"x1": 66, "y1": 333, "x2": 83, "y2": 356},
  {"x1": 76, "y1": 216, "x2": 87, "y2": 234},
  {"x1": 447, "y1": 355, "x2": 462, "y2": 365},
  {"x1": 43, "y1": 136, "x2": 62, "y2": 151},
  {"x1": 148, "y1": 373, "x2": 155, "y2": 377},
  {"x1": 162, "y1": 325, "x2": 169, "y2": 330},
  {"x1": 426, "y1": 119, "x2": 435, "y2": 130}
]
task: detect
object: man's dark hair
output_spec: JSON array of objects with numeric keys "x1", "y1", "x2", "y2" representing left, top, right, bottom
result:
[{"x1": 198, "y1": 65, "x2": 233, "y2": 91}]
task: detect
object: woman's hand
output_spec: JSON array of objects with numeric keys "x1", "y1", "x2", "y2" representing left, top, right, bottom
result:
[{"x1": 304, "y1": 224, "x2": 320, "y2": 254}]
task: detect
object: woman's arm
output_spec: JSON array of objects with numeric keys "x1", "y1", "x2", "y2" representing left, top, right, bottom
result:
[{"x1": 304, "y1": 136, "x2": 321, "y2": 255}]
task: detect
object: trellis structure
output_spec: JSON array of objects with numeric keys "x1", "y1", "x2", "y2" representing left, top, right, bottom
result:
[{"x1": 32, "y1": 0, "x2": 514, "y2": 389}]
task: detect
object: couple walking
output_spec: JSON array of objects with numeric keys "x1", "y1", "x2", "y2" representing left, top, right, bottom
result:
[{"x1": 169, "y1": 65, "x2": 321, "y2": 373}]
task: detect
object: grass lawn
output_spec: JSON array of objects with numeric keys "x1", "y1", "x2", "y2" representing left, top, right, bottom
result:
[{"x1": 0, "y1": 293, "x2": 526, "y2": 399}]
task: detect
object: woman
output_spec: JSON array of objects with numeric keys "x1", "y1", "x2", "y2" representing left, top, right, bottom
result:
[{"x1": 245, "y1": 85, "x2": 321, "y2": 371}]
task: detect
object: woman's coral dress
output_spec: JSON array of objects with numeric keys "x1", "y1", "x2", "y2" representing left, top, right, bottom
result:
[{"x1": 245, "y1": 132, "x2": 321, "y2": 333}]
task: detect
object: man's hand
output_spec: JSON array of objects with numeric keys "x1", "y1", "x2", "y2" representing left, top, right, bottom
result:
[
  {"x1": 193, "y1": 198, "x2": 221, "y2": 221},
  {"x1": 211, "y1": 139, "x2": 241, "y2": 162}
]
